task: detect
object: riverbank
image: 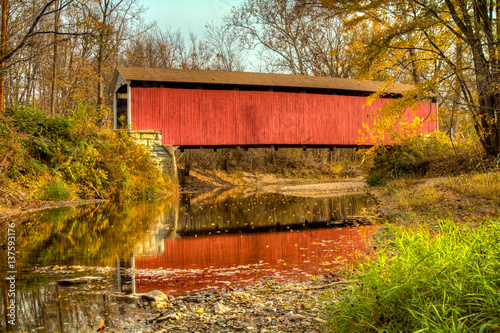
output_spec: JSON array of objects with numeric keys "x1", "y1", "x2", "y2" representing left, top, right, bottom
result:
[
  {"x1": 0, "y1": 104, "x2": 175, "y2": 218},
  {"x1": 1, "y1": 170, "x2": 367, "y2": 219},
  {"x1": 134, "y1": 279, "x2": 348, "y2": 333},
  {"x1": 321, "y1": 170, "x2": 500, "y2": 332},
  {"x1": 0, "y1": 197, "x2": 108, "y2": 219},
  {"x1": 322, "y1": 217, "x2": 500, "y2": 332},
  {"x1": 368, "y1": 172, "x2": 500, "y2": 224}
]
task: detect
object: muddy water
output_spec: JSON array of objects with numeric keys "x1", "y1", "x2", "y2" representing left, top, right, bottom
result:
[{"x1": 0, "y1": 186, "x2": 378, "y2": 332}]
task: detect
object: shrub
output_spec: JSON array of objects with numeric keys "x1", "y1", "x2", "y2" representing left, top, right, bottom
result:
[
  {"x1": 0, "y1": 103, "x2": 173, "y2": 201},
  {"x1": 366, "y1": 171, "x2": 383, "y2": 186},
  {"x1": 367, "y1": 132, "x2": 493, "y2": 181},
  {"x1": 39, "y1": 178, "x2": 74, "y2": 201}
]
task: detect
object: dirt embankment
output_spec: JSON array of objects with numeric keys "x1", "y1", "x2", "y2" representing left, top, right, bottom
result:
[{"x1": 0, "y1": 197, "x2": 107, "y2": 220}]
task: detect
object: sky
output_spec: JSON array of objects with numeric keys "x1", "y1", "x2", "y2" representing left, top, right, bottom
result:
[{"x1": 140, "y1": 0, "x2": 244, "y2": 38}]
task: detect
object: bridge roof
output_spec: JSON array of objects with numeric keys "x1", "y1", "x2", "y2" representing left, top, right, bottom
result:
[{"x1": 112, "y1": 66, "x2": 417, "y2": 95}]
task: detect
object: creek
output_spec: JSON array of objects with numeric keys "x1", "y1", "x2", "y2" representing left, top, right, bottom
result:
[{"x1": 0, "y1": 184, "x2": 378, "y2": 332}]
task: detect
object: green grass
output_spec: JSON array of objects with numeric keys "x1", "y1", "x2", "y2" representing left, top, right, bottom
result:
[{"x1": 324, "y1": 219, "x2": 500, "y2": 332}]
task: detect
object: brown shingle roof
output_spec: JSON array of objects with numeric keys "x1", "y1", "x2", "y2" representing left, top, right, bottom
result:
[{"x1": 112, "y1": 66, "x2": 416, "y2": 94}]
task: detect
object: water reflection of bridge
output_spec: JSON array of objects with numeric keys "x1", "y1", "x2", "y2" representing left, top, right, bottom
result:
[
  {"x1": 129, "y1": 188, "x2": 378, "y2": 295},
  {"x1": 134, "y1": 187, "x2": 375, "y2": 256},
  {"x1": 133, "y1": 224, "x2": 377, "y2": 295}
]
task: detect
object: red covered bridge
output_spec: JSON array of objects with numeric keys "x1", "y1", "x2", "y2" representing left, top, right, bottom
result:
[{"x1": 111, "y1": 67, "x2": 436, "y2": 149}]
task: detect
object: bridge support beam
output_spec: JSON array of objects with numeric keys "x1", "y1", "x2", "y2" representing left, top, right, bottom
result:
[
  {"x1": 128, "y1": 130, "x2": 178, "y2": 183},
  {"x1": 163, "y1": 145, "x2": 179, "y2": 183}
]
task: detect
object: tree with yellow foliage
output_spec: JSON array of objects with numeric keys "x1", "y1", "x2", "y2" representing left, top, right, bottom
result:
[{"x1": 322, "y1": 0, "x2": 500, "y2": 156}]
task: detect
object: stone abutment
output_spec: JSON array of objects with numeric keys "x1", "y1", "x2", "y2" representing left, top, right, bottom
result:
[{"x1": 127, "y1": 130, "x2": 178, "y2": 182}]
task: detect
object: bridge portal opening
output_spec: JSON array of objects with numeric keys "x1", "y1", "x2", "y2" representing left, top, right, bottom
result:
[{"x1": 116, "y1": 85, "x2": 128, "y2": 129}]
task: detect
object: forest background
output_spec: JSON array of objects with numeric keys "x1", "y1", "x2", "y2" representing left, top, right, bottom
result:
[{"x1": 1, "y1": 0, "x2": 499, "y2": 202}]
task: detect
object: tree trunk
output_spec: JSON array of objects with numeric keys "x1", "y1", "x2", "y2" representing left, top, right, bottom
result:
[
  {"x1": 477, "y1": 89, "x2": 500, "y2": 156},
  {"x1": 408, "y1": 47, "x2": 420, "y2": 85},
  {"x1": 97, "y1": 41, "x2": 104, "y2": 107},
  {"x1": 50, "y1": 0, "x2": 60, "y2": 116},
  {"x1": 0, "y1": 0, "x2": 7, "y2": 113},
  {"x1": 96, "y1": 0, "x2": 109, "y2": 109},
  {"x1": 470, "y1": 49, "x2": 500, "y2": 156}
]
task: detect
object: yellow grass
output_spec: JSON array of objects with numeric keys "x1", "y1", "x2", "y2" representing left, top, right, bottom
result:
[
  {"x1": 386, "y1": 179, "x2": 443, "y2": 211},
  {"x1": 445, "y1": 172, "x2": 500, "y2": 202}
]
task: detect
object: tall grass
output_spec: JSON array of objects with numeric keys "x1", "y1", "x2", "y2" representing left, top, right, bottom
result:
[
  {"x1": 366, "y1": 132, "x2": 493, "y2": 183},
  {"x1": 39, "y1": 178, "x2": 74, "y2": 201},
  {"x1": 325, "y1": 219, "x2": 500, "y2": 332},
  {"x1": 445, "y1": 173, "x2": 500, "y2": 202}
]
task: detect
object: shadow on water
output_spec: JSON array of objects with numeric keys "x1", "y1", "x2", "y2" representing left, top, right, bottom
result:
[{"x1": 0, "y1": 186, "x2": 379, "y2": 332}]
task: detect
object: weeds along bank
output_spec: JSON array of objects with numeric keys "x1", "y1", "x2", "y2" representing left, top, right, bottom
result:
[
  {"x1": 325, "y1": 219, "x2": 500, "y2": 332},
  {"x1": 0, "y1": 104, "x2": 175, "y2": 207},
  {"x1": 364, "y1": 132, "x2": 500, "y2": 223},
  {"x1": 320, "y1": 133, "x2": 500, "y2": 331}
]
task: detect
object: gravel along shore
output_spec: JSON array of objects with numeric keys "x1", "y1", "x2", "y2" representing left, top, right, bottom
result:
[{"x1": 135, "y1": 279, "x2": 349, "y2": 333}]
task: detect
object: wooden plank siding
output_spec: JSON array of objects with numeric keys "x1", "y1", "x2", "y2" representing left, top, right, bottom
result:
[{"x1": 130, "y1": 87, "x2": 436, "y2": 147}]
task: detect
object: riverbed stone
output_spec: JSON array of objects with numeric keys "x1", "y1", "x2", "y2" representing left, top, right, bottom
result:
[
  {"x1": 314, "y1": 317, "x2": 327, "y2": 323},
  {"x1": 157, "y1": 313, "x2": 179, "y2": 321},
  {"x1": 217, "y1": 317, "x2": 226, "y2": 326},
  {"x1": 141, "y1": 290, "x2": 168, "y2": 302},
  {"x1": 282, "y1": 311, "x2": 305, "y2": 321}
]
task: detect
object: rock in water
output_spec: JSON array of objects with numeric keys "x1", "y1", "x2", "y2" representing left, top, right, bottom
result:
[
  {"x1": 141, "y1": 290, "x2": 168, "y2": 302},
  {"x1": 58, "y1": 276, "x2": 104, "y2": 285},
  {"x1": 217, "y1": 317, "x2": 226, "y2": 326}
]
